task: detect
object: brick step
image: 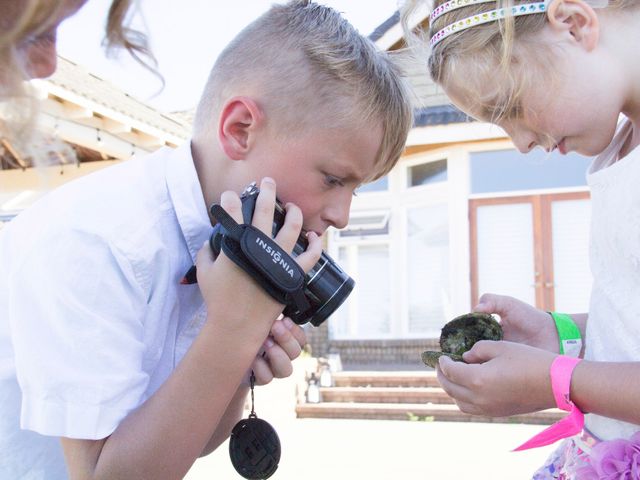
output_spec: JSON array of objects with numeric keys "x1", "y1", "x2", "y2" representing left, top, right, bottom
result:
[
  {"x1": 296, "y1": 402, "x2": 565, "y2": 425},
  {"x1": 320, "y1": 386, "x2": 452, "y2": 404},
  {"x1": 332, "y1": 371, "x2": 440, "y2": 388}
]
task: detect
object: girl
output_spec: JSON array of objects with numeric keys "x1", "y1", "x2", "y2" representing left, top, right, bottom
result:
[{"x1": 402, "y1": 0, "x2": 640, "y2": 478}]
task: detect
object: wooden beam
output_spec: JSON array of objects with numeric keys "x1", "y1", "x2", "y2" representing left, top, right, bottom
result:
[
  {"x1": 103, "y1": 118, "x2": 132, "y2": 134},
  {"x1": 62, "y1": 101, "x2": 93, "y2": 119},
  {"x1": 0, "y1": 139, "x2": 28, "y2": 168}
]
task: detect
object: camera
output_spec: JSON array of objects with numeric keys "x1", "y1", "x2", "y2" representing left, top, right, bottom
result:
[{"x1": 210, "y1": 182, "x2": 354, "y2": 327}]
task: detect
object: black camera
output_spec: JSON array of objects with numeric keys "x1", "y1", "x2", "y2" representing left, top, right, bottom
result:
[{"x1": 209, "y1": 182, "x2": 354, "y2": 327}]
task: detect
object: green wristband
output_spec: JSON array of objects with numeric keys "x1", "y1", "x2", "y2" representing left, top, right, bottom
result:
[{"x1": 549, "y1": 312, "x2": 582, "y2": 357}]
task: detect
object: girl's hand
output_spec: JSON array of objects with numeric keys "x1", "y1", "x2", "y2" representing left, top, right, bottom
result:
[
  {"x1": 249, "y1": 317, "x2": 306, "y2": 386},
  {"x1": 436, "y1": 340, "x2": 557, "y2": 417},
  {"x1": 474, "y1": 293, "x2": 559, "y2": 353}
]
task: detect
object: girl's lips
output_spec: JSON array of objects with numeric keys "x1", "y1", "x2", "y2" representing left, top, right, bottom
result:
[{"x1": 558, "y1": 138, "x2": 568, "y2": 155}]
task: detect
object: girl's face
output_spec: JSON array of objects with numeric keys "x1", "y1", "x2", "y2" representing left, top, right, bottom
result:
[
  {"x1": 9, "y1": 0, "x2": 89, "y2": 78},
  {"x1": 446, "y1": 23, "x2": 625, "y2": 157}
]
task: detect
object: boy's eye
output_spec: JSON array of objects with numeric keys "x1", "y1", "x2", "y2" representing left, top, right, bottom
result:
[{"x1": 324, "y1": 175, "x2": 344, "y2": 187}]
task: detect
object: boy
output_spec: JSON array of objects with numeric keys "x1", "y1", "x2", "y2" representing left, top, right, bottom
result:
[{"x1": 0, "y1": 1, "x2": 413, "y2": 478}]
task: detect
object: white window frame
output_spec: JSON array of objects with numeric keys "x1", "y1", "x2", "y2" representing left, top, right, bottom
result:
[{"x1": 328, "y1": 149, "x2": 470, "y2": 340}]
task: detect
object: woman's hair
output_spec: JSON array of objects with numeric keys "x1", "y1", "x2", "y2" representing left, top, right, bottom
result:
[
  {"x1": 401, "y1": 0, "x2": 636, "y2": 124},
  {"x1": 194, "y1": 0, "x2": 415, "y2": 180},
  {"x1": 0, "y1": 0, "x2": 157, "y2": 167}
]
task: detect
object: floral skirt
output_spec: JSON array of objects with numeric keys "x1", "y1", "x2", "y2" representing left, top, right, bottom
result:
[
  {"x1": 532, "y1": 429, "x2": 640, "y2": 479},
  {"x1": 532, "y1": 436, "x2": 592, "y2": 479}
]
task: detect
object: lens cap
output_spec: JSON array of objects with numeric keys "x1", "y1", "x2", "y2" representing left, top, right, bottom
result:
[{"x1": 229, "y1": 417, "x2": 281, "y2": 479}]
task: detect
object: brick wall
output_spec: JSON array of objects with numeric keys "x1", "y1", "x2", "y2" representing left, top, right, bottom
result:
[{"x1": 305, "y1": 322, "x2": 439, "y2": 368}]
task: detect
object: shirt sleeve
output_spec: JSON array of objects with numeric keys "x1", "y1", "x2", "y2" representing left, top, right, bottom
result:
[{"x1": 9, "y1": 227, "x2": 150, "y2": 440}]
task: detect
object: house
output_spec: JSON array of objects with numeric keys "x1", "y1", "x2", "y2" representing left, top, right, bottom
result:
[{"x1": 307, "y1": 11, "x2": 593, "y2": 368}]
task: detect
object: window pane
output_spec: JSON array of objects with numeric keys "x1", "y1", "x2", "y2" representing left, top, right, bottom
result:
[
  {"x1": 477, "y1": 203, "x2": 535, "y2": 305},
  {"x1": 330, "y1": 244, "x2": 391, "y2": 338},
  {"x1": 357, "y1": 176, "x2": 388, "y2": 193},
  {"x1": 407, "y1": 204, "x2": 450, "y2": 336},
  {"x1": 408, "y1": 160, "x2": 447, "y2": 187},
  {"x1": 470, "y1": 149, "x2": 591, "y2": 194},
  {"x1": 356, "y1": 245, "x2": 391, "y2": 336},
  {"x1": 330, "y1": 247, "x2": 351, "y2": 338}
]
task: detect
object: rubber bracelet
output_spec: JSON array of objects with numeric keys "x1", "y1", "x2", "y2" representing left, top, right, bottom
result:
[
  {"x1": 549, "y1": 312, "x2": 582, "y2": 357},
  {"x1": 513, "y1": 355, "x2": 584, "y2": 451}
]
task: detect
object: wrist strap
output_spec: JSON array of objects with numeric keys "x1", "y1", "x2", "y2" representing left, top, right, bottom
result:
[
  {"x1": 549, "y1": 312, "x2": 582, "y2": 357},
  {"x1": 513, "y1": 355, "x2": 584, "y2": 451}
]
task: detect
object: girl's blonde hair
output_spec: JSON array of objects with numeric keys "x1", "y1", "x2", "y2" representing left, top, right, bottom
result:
[
  {"x1": 401, "y1": 0, "x2": 635, "y2": 124},
  {"x1": 194, "y1": 0, "x2": 414, "y2": 181},
  {"x1": 0, "y1": 0, "x2": 156, "y2": 168}
]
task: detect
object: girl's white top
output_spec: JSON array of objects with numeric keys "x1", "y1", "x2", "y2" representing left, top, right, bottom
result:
[{"x1": 585, "y1": 119, "x2": 640, "y2": 441}]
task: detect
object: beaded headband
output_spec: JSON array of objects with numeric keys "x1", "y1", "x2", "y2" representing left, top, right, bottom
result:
[
  {"x1": 429, "y1": 1, "x2": 548, "y2": 49},
  {"x1": 430, "y1": 0, "x2": 496, "y2": 23}
]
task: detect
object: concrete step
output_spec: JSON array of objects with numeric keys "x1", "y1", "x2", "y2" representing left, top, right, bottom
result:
[
  {"x1": 332, "y1": 370, "x2": 441, "y2": 388},
  {"x1": 296, "y1": 402, "x2": 565, "y2": 425},
  {"x1": 320, "y1": 386, "x2": 452, "y2": 404}
]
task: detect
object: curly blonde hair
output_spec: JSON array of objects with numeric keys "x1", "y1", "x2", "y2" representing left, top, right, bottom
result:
[{"x1": 401, "y1": 0, "x2": 637, "y2": 124}]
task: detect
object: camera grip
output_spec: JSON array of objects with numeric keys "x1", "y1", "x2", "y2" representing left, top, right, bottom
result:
[{"x1": 211, "y1": 204, "x2": 311, "y2": 315}]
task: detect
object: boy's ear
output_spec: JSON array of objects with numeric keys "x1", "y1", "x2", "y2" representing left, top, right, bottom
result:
[
  {"x1": 218, "y1": 96, "x2": 264, "y2": 160},
  {"x1": 547, "y1": 0, "x2": 599, "y2": 50}
]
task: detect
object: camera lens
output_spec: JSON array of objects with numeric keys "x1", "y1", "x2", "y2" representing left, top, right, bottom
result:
[{"x1": 300, "y1": 253, "x2": 354, "y2": 326}]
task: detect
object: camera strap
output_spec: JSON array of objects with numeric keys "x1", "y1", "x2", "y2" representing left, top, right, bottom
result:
[{"x1": 210, "y1": 204, "x2": 311, "y2": 315}]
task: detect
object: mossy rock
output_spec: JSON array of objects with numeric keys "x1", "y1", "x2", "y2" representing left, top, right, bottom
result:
[{"x1": 421, "y1": 312, "x2": 502, "y2": 368}]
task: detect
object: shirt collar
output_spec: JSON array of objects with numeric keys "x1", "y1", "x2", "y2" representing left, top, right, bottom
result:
[{"x1": 165, "y1": 142, "x2": 211, "y2": 263}]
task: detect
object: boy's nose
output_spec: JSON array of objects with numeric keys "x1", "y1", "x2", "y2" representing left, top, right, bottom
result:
[{"x1": 323, "y1": 196, "x2": 352, "y2": 230}]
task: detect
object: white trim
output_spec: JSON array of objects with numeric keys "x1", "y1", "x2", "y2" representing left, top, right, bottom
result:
[
  {"x1": 469, "y1": 185, "x2": 590, "y2": 200},
  {"x1": 407, "y1": 122, "x2": 508, "y2": 147}
]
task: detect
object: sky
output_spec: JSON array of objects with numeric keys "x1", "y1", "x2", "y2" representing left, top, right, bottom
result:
[{"x1": 57, "y1": 0, "x2": 401, "y2": 114}]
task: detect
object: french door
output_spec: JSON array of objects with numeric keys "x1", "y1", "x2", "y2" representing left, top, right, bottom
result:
[{"x1": 469, "y1": 192, "x2": 591, "y2": 312}]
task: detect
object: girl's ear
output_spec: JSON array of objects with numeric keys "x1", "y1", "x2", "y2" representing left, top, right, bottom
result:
[
  {"x1": 218, "y1": 97, "x2": 265, "y2": 160},
  {"x1": 547, "y1": 0, "x2": 599, "y2": 50}
]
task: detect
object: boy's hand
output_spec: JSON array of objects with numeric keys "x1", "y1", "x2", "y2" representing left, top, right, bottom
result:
[
  {"x1": 250, "y1": 317, "x2": 306, "y2": 385},
  {"x1": 474, "y1": 293, "x2": 559, "y2": 353},
  {"x1": 436, "y1": 340, "x2": 556, "y2": 417},
  {"x1": 195, "y1": 177, "x2": 322, "y2": 338}
]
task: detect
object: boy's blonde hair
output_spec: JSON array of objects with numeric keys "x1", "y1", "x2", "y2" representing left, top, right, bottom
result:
[
  {"x1": 402, "y1": 0, "x2": 636, "y2": 123},
  {"x1": 194, "y1": 0, "x2": 414, "y2": 181}
]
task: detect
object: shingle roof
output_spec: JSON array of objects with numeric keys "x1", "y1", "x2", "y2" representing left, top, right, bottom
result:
[
  {"x1": 370, "y1": 10, "x2": 474, "y2": 127},
  {"x1": 45, "y1": 56, "x2": 191, "y2": 139},
  {"x1": 414, "y1": 105, "x2": 471, "y2": 127}
]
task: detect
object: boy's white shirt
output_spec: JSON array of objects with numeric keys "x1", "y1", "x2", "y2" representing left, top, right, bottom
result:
[
  {"x1": 0, "y1": 142, "x2": 211, "y2": 478},
  {"x1": 585, "y1": 118, "x2": 640, "y2": 441}
]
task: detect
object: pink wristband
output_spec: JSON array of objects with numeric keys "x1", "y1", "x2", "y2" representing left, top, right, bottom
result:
[
  {"x1": 551, "y1": 355, "x2": 581, "y2": 411},
  {"x1": 513, "y1": 355, "x2": 584, "y2": 451}
]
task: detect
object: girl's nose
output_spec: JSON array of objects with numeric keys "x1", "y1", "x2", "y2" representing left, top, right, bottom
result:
[{"x1": 512, "y1": 131, "x2": 537, "y2": 154}]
